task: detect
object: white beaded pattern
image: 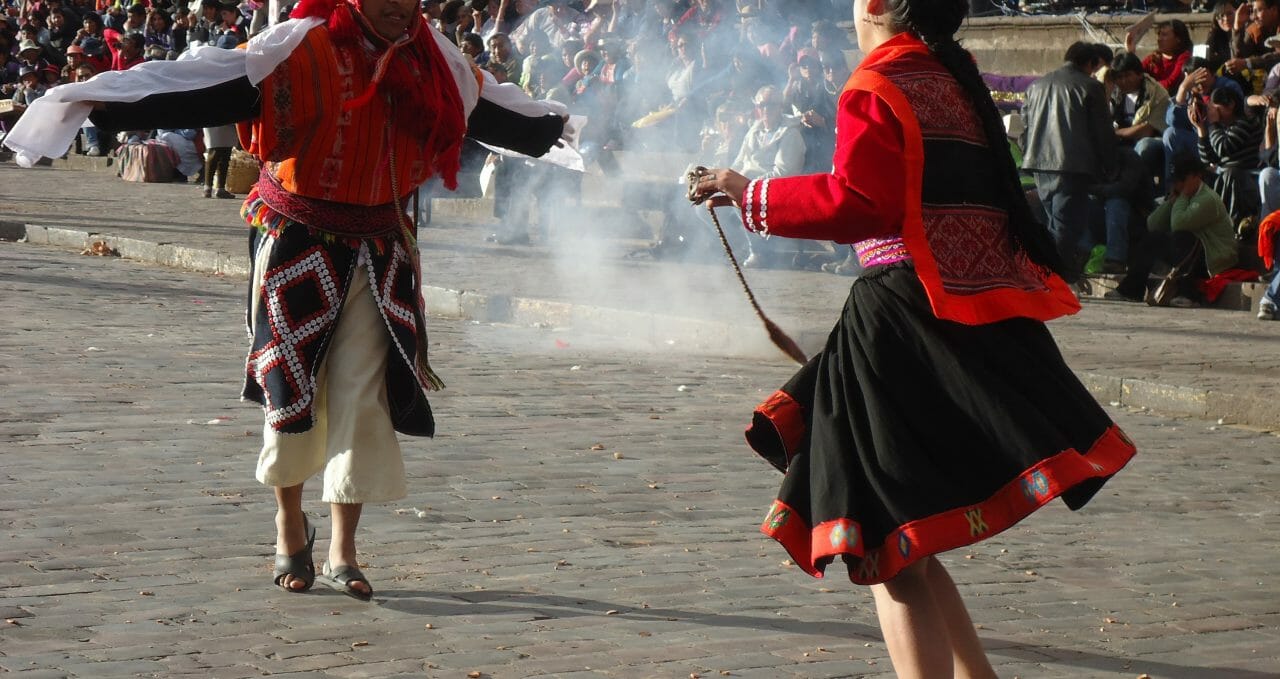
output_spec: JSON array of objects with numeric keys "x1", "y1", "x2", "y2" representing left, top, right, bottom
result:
[{"x1": 758, "y1": 178, "x2": 771, "y2": 238}]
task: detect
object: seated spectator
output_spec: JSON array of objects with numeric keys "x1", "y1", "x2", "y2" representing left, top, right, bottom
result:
[
  {"x1": 664, "y1": 29, "x2": 707, "y2": 147},
  {"x1": 1126, "y1": 19, "x2": 1191, "y2": 93},
  {"x1": 1224, "y1": 0, "x2": 1280, "y2": 94},
  {"x1": 556, "y1": 37, "x2": 585, "y2": 91},
  {"x1": 1166, "y1": 58, "x2": 1244, "y2": 185},
  {"x1": 213, "y1": 1, "x2": 246, "y2": 48},
  {"x1": 10, "y1": 65, "x2": 47, "y2": 114},
  {"x1": 186, "y1": 0, "x2": 220, "y2": 46},
  {"x1": 40, "y1": 63, "x2": 62, "y2": 87},
  {"x1": 487, "y1": 0, "x2": 537, "y2": 36},
  {"x1": 820, "y1": 48, "x2": 851, "y2": 97},
  {"x1": 59, "y1": 43, "x2": 85, "y2": 81},
  {"x1": 784, "y1": 53, "x2": 834, "y2": 173},
  {"x1": 481, "y1": 60, "x2": 508, "y2": 83},
  {"x1": 422, "y1": 0, "x2": 444, "y2": 25},
  {"x1": 72, "y1": 62, "x2": 103, "y2": 156},
  {"x1": 1085, "y1": 147, "x2": 1152, "y2": 274},
  {"x1": 1205, "y1": 1, "x2": 1235, "y2": 74},
  {"x1": 1258, "y1": 98, "x2": 1280, "y2": 217},
  {"x1": 809, "y1": 18, "x2": 850, "y2": 57},
  {"x1": 15, "y1": 39, "x2": 49, "y2": 72},
  {"x1": 1109, "y1": 155, "x2": 1239, "y2": 305},
  {"x1": 143, "y1": 9, "x2": 176, "y2": 61},
  {"x1": 1192, "y1": 84, "x2": 1264, "y2": 225},
  {"x1": 109, "y1": 31, "x2": 145, "y2": 70},
  {"x1": 75, "y1": 12, "x2": 112, "y2": 73},
  {"x1": 459, "y1": 31, "x2": 486, "y2": 64},
  {"x1": 486, "y1": 32, "x2": 521, "y2": 83},
  {"x1": 0, "y1": 50, "x2": 20, "y2": 98},
  {"x1": 670, "y1": 0, "x2": 729, "y2": 49},
  {"x1": 595, "y1": 35, "x2": 629, "y2": 84},
  {"x1": 732, "y1": 84, "x2": 806, "y2": 268},
  {"x1": 1256, "y1": 211, "x2": 1280, "y2": 319},
  {"x1": 517, "y1": 29, "x2": 553, "y2": 93},
  {"x1": 438, "y1": 0, "x2": 467, "y2": 42},
  {"x1": 510, "y1": 0, "x2": 583, "y2": 52},
  {"x1": 1105, "y1": 53, "x2": 1170, "y2": 194},
  {"x1": 46, "y1": 8, "x2": 77, "y2": 65},
  {"x1": 119, "y1": 3, "x2": 148, "y2": 34}
]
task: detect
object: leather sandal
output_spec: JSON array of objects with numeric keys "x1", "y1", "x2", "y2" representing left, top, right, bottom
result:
[
  {"x1": 272, "y1": 517, "x2": 316, "y2": 593},
  {"x1": 319, "y1": 563, "x2": 373, "y2": 602}
]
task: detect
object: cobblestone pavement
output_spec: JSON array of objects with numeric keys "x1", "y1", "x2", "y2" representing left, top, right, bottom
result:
[
  {"x1": 2, "y1": 243, "x2": 1278, "y2": 679},
  {"x1": 3, "y1": 163, "x2": 1279, "y2": 426}
]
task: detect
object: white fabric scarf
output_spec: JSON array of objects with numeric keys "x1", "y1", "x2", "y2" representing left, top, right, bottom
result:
[
  {"x1": 3, "y1": 18, "x2": 322, "y2": 167},
  {"x1": 4, "y1": 16, "x2": 574, "y2": 170}
]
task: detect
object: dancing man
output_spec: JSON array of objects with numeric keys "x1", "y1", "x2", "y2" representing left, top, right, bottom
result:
[{"x1": 5, "y1": 0, "x2": 567, "y2": 600}]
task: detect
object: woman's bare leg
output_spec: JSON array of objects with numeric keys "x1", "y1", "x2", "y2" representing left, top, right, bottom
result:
[
  {"x1": 925, "y1": 557, "x2": 997, "y2": 679},
  {"x1": 870, "y1": 558, "x2": 955, "y2": 678}
]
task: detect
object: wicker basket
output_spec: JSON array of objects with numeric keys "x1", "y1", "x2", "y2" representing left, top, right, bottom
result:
[{"x1": 225, "y1": 148, "x2": 260, "y2": 195}]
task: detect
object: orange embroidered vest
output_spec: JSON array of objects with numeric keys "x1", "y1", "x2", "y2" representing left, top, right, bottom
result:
[{"x1": 238, "y1": 27, "x2": 434, "y2": 206}]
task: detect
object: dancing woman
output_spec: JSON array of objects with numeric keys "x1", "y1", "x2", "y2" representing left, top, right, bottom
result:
[{"x1": 692, "y1": 0, "x2": 1137, "y2": 675}]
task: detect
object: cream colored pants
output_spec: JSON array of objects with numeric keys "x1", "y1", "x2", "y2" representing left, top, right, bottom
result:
[{"x1": 251, "y1": 239, "x2": 407, "y2": 504}]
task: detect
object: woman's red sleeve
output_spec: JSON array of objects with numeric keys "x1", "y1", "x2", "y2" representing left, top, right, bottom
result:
[{"x1": 737, "y1": 89, "x2": 905, "y2": 244}]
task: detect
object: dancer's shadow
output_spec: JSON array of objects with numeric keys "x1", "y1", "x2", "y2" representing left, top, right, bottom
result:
[{"x1": 380, "y1": 589, "x2": 1275, "y2": 679}]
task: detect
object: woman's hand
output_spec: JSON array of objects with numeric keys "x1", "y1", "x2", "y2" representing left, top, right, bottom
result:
[
  {"x1": 1187, "y1": 97, "x2": 1205, "y2": 132},
  {"x1": 690, "y1": 167, "x2": 749, "y2": 210}
]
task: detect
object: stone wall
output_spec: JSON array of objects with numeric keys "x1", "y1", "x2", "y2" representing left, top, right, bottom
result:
[
  {"x1": 841, "y1": 13, "x2": 1216, "y2": 76},
  {"x1": 959, "y1": 13, "x2": 1213, "y2": 75}
]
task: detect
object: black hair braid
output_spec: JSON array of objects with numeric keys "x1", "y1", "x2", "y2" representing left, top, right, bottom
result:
[{"x1": 888, "y1": 1, "x2": 1062, "y2": 273}]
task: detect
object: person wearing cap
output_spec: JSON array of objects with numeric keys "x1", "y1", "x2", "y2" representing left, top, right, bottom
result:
[
  {"x1": 61, "y1": 43, "x2": 87, "y2": 76},
  {"x1": 10, "y1": 65, "x2": 48, "y2": 113},
  {"x1": 16, "y1": 40, "x2": 49, "y2": 71},
  {"x1": 25, "y1": 0, "x2": 567, "y2": 602},
  {"x1": 213, "y1": 0, "x2": 247, "y2": 46},
  {"x1": 74, "y1": 12, "x2": 112, "y2": 72}
]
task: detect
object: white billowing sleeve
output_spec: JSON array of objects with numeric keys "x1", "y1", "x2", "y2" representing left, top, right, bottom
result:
[
  {"x1": 424, "y1": 24, "x2": 566, "y2": 119},
  {"x1": 2, "y1": 18, "x2": 321, "y2": 168}
]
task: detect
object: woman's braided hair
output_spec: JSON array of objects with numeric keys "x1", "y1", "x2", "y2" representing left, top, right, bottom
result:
[{"x1": 885, "y1": 0, "x2": 1061, "y2": 272}]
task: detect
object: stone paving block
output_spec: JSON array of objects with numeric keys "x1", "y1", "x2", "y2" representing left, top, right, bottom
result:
[{"x1": 4, "y1": 244, "x2": 1280, "y2": 677}]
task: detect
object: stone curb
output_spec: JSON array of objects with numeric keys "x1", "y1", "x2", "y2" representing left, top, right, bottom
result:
[{"x1": 3, "y1": 220, "x2": 1274, "y2": 431}]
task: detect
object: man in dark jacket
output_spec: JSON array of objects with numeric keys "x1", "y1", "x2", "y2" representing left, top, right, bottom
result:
[{"x1": 1023, "y1": 41, "x2": 1117, "y2": 283}]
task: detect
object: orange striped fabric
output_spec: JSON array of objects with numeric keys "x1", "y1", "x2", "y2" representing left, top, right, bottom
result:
[{"x1": 238, "y1": 26, "x2": 444, "y2": 206}]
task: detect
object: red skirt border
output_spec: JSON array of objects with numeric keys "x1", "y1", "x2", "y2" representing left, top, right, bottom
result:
[{"x1": 760, "y1": 424, "x2": 1137, "y2": 585}]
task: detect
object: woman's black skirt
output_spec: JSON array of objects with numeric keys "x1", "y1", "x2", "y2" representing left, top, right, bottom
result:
[{"x1": 747, "y1": 264, "x2": 1136, "y2": 585}]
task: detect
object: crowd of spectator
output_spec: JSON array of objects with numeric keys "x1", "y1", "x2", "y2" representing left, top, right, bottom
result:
[
  {"x1": 1017, "y1": 3, "x2": 1280, "y2": 318},
  {"x1": 3, "y1": 0, "x2": 1279, "y2": 311}
]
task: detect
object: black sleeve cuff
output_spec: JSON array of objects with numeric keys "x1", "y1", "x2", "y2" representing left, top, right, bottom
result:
[
  {"x1": 89, "y1": 76, "x2": 261, "y2": 133},
  {"x1": 465, "y1": 97, "x2": 565, "y2": 158}
]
